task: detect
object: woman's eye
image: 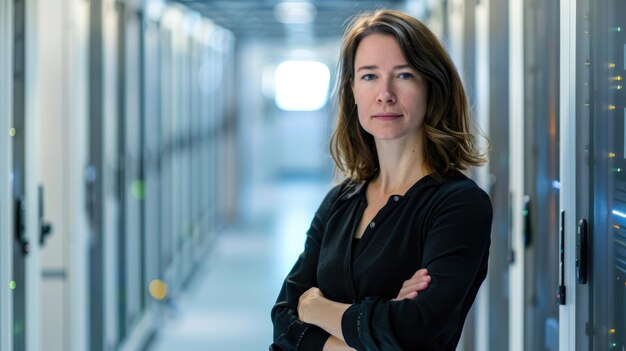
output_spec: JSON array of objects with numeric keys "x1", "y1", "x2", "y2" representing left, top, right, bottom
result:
[
  {"x1": 398, "y1": 72, "x2": 414, "y2": 79},
  {"x1": 361, "y1": 74, "x2": 376, "y2": 81}
]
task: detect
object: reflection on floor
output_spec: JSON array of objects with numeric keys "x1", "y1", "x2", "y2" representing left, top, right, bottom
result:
[{"x1": 148, "y1": 178, "x2": 334, "y2": 351}]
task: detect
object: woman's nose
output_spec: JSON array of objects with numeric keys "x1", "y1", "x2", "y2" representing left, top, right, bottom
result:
[{"x1": 376, "y1": 84, "x2": 396, "y2": 104}]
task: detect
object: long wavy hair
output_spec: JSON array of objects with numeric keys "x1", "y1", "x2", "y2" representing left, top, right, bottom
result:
[{"x1": 329, "y1": 9, "x2": 488, "y2": 182}]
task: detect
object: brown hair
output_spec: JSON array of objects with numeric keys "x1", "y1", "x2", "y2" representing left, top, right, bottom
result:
[{"x1": 329, "y1": 9, "x2": 487, "y2": 181}]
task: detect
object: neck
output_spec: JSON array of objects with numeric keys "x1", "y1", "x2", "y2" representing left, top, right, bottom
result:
[{"x1": 372, "y1": 136, "x2": 430, "y2": 195}]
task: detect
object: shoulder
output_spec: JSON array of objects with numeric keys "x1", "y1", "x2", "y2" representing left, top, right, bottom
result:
[
  {"x1": 314, "y1": 177, "x2": 366, "y2": 217},
  {"x1": 325, "y1": 177, "x2": 366, "y2": 202},
  {"x1": 432, "y1": 171, "x2": 492, "y2": 213},
  {"x1": 317, "y1": 178, "x2": 362, "y2": 209},
  {"x1": 426, "y1": 171, "x2": 493, "y2": 242}
]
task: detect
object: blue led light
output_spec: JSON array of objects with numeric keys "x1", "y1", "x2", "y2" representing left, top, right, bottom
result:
[{"x1": 612, "y1": 209, "x2": 626, "y2": 219}]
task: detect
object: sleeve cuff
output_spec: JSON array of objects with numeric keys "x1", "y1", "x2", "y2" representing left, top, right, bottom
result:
[
  {"x1": 341, "y1": 304, "x2": 365, "y2": 350},
  {"x1": 299, "y1": 325, "x2": 331, "y2": 351}
]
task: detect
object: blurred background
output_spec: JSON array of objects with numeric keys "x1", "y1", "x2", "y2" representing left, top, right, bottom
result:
[{"x1": 0, "y1": 0, "x2": 625, "y2": 350}]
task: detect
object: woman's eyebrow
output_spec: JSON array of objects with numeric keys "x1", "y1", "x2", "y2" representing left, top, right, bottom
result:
[
  {"x1": 393, "y1": 64, "x2": 413, "y2": 70},
  {"x1": 356, "y1": 64, "x2": 412, "y2": 72},
  {"x1": 356, "y1": 65, "x2": 378, "y2": 72}
]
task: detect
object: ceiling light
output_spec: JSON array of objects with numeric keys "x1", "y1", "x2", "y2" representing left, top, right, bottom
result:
[{"x1": 274, "y1": 2, "x2": 317, "y2": 24}]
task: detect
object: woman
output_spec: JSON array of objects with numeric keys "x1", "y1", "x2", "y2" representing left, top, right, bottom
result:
[{"x1": 270, "y1": 9, "x2": 492, "y2": 351}]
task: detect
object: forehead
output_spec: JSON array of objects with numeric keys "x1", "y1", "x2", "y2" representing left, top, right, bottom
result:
[{"x1": 354, "y1": 34, "x2": 407, "y2": 65}]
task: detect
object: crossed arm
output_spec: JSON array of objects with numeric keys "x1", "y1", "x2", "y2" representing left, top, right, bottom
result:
[{"x1": 297, "y1": 269, "x2": 432, "y2": 350}]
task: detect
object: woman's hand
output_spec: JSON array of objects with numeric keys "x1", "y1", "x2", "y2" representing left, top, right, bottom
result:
[
  {"x1": 298, "y1": 287, "x2": 324, "y2": 323},
  {"x1": 394, "y1": 268, "x2": 431, "y2": 301},
  {"x1": 323, "y1": 336, "x2": 357, "y2": 351}
]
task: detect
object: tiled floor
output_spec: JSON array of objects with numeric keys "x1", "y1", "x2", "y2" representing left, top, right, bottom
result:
[{"x1": 148, "y1": 178, "x2": 334, "y2": 351}]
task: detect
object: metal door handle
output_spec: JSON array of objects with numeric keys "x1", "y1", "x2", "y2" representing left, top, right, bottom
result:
[
  {"x1": 576, "y1": 218, "x2": 589, "y2": 284},
  {"x1": 556, "y1": 210, "x2": 566, "y2": 305},
  {"x1": 14, "y1": 197, "x2": 29, "y2": 254},
  {"x1": 523, "y1": 195, "x2": 531, "y2": 247},
  {"x1": 39, "y1": 185, "x2": 53, "y2": 246}
]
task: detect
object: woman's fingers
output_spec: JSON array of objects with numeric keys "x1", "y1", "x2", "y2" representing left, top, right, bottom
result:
[
  {"x1": 394, "y1": 288, "x2": 419, "y2": 301},
  {"x1": 393, "y1": 268, "x2": 431, "y2": 300},
  {"x1": 411, "y1": 268, "x2": 429, "y2": 280},
  {"x1": 298, "y1": 287, "x2": 324, "y2": 322},
  {"x1": 397, "y1": 281, "x2": 429, "y2": 298},
  {"x1": 404, "y1": 272, "x2": 431, "y2": 287}
]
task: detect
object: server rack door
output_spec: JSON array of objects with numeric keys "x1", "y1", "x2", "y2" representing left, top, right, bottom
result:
[
  {"x1": 558, "y1": 0, "x2": 580, "y2": 348},
  {"x1": 203, "y1": 42, "x2": 217, "y2": 241},
  {"x1": 449, "y1": 0, "x2": 478, "y2": 347},
  {"x1": 0, "y1": 0, "x2": 13, "y2": 350},
  {"x1": 179, "y1": 32, "x2": 192, "y2": 281},
  {"x1": 207, "y1": 42, "x2": 217, "y2": 238},
  {"x1": 102, "y1": 1, "x2": 123, "y2": 346},
  {"x1": 63, "y1": 1, "x2": 91, "y2": 349},
  {"x1": 136, "y1": 8, "x2": 148, "y2": 323},
  {"x1": 199, "y1": 38, "x2": 210, "y2": 242},
  {"x1": 119, "y1": 2, "x2": 145, "y2": 337},
  {"x1": 158, "y1": 25, "x2": 174, "y2": 295},
  {"x1": 109, "y1": 6, "x2": 150, "y2": 350},
  {"x1": 569, "y1": 0, "x2": 592, "y2": 349},
  {"x1": 171, "y1": 26, "x2": 183, "y2": 291},
  {"x1": 522, "y1": 0, "x2": 561, "y2": 350},
  {"x1": 487, "y1": 0, "x2": 510, "y2": 348},
  {"x1": 114, "y1": 1, "x2": 128, "y2": 341},
  {"x1": 88, "y1": 0, "x2": 106, "y2": 348},
  {"x1": 190, "y1": 36, "x2": 200, "y2": 256},
  {"x1": 579, "y1": 0, "x2": 626, "y2": 349},
  {"x1": 12, "y1": 0, "x2": 27, "y2": 348},
  {"x1": 473, "y1": 0, "x2": 491, "y2": 349},
  {"x1": 142, "y1": 12, "x2": 161, "y2": 318},
  {"x1": 215, "y1": 31, "x2": 230, "y2": 225},
  {"x1": 12, "y1": 0, "x2": 44, "y2": 349},
  {"x1": 509, "y1": 0, "x2": 526, "y2": 348},
  {"x1": 37, "y1": 0, "x2": 67, "y2": 349}
]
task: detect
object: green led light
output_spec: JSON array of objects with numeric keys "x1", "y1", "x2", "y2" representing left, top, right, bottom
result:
[
  {"x1": 13, "y1": 322, "x2": 22, "y2": 334},
  {"x1": 614, "y1": 168, "x2": 623, "y2": 173},
  {"x1": 9, "y1": 128, "x2": 16, "y2": 137},
  {"x1": 523, "y1": 210, "x2": 529, "y2": 216},
  {"x1": 132, "y1": 180, "x2": 145, "y2": 200},
  {"x1": 9, "y1": 280, "x2": 16, "y2": 290}
]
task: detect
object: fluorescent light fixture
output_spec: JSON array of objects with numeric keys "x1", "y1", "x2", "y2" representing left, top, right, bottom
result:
[
  {"x1": 274, "y1": 2, "x2": 317, "y2": 24},
  {"x1": 162, "y1": 7, "x2": 184, "y2": 30},
  {"x1": 146, "y1": 0, "x2": 165, "y2": 22},
  {"x1": 274, "y1": 60, "x2": 330, "y2": 111}
]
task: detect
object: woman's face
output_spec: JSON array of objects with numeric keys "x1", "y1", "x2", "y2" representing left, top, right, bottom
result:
[{"x1": 351, "y1": 34, "x2": 428, "y2": 143}]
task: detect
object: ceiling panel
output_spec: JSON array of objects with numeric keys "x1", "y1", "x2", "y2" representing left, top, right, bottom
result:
[{"x1": 172, "y1": 0, "x2": 408, "y2": 38}]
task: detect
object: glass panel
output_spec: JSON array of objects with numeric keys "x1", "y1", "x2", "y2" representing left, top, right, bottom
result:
[
  {"x1": 12, "y1": 0, "x2": 26, "y2": 348},
  {"x1": 88, "y1": 0, "x2": 106, "y2": 348},
  {"x1": 115, "y1": 1, "x2": 128, "y2": 340},
  {"x1": 606, "y1": 1, "x2": 626, "y2": 347},
  {"x1": 523, "y1": 0, "x2": 560, "y2": 349},
  {"x1": 575, "y1": 0, "x2": 592, "y2": 348},
  {"x1": 487, "y1": 0, "x2": 510, "y2": 349},
  {"x1": 585, "y1": 0, "x2": 626, "y2": 349}
]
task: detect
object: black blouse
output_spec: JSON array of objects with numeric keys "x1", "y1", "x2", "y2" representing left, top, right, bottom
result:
[{"x1": 270, "y1": 171, "x2": 492, "y2": 351}]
